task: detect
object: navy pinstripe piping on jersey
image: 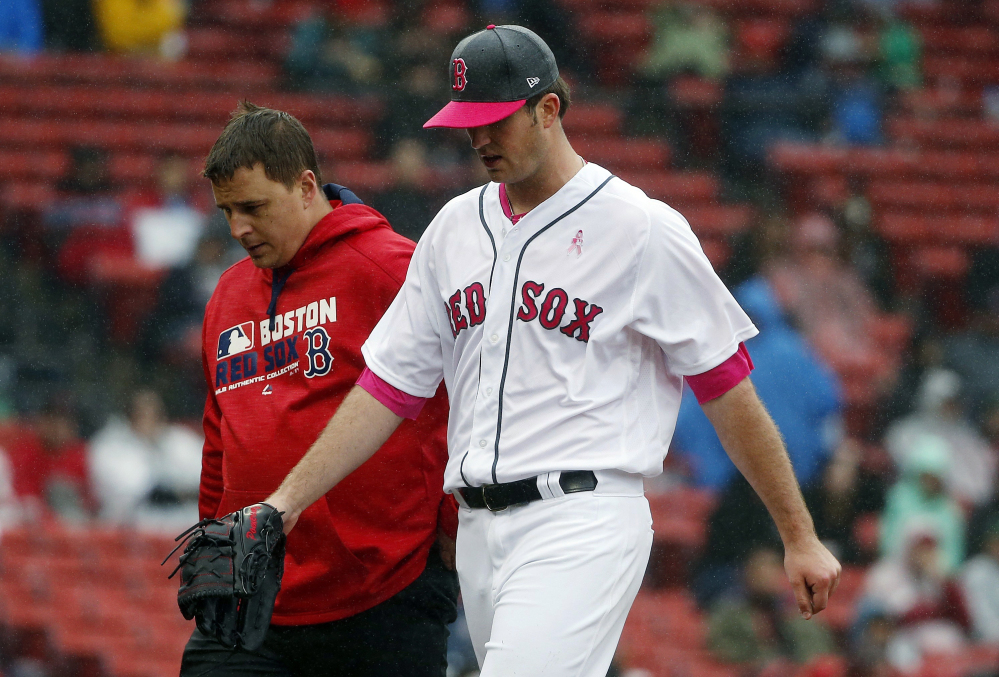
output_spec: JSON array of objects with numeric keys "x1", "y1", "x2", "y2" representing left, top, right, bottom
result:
[
  {"x1": 478, "y1": 184, "x2": 498, "y2": 291},
  {"x1": 459, "y1": 451, "x2": 471, "y2": 487},
  {"x1": 469, "y1": 185, "x2": 498, "y2": 487},
  {"x1": 490, "y1": 174, "x2": 616, "y2": 484}
]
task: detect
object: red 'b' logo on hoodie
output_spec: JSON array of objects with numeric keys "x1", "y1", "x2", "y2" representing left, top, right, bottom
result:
[{"x1": 452, "y1": 58, "x2": 468, "y2": 91}]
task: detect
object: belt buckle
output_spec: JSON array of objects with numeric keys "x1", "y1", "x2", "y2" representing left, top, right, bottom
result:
[{"x1": 481, "y1": 484, "x2": 507, "y2": 512}]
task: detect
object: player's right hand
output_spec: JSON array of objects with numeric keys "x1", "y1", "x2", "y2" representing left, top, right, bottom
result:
[{"x1": 784, "y1": 536, "x2": 841, "y2": 620}]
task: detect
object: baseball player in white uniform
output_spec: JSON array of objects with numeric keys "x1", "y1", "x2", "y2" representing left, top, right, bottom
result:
[{"x1": 265, "y1": 25, "x2": 841, "y2": 677}]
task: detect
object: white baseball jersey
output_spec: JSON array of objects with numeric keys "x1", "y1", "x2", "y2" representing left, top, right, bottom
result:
[{"x1": 361, "y1": 162, "x2": 757, "y2": 492}]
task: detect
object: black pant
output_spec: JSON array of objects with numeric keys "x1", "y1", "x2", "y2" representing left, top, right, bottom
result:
[{"x1": 180, "y1": 550, "x2": 459, "y2": 677}]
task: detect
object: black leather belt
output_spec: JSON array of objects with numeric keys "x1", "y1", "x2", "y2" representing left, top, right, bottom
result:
[{"x1": 458, "y1": 471, "x2": 598, "y2": 512}]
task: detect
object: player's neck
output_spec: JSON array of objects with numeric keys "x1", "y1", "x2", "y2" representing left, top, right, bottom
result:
[{"x1": 504, "y1": 134, "x2": 583, "y2": 215}]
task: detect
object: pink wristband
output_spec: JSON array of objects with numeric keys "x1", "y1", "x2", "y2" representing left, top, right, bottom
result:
[
  {"x1": 686, "y1": 342, "x2": 754, "y2": 404},
  {"x1": 356, "y1": 367, "x2": 428, "y2": 419}
]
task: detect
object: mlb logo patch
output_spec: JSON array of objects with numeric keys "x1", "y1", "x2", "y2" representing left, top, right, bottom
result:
[{"x1": 217, "y1": 322, "x2": 254, "y2": 359}]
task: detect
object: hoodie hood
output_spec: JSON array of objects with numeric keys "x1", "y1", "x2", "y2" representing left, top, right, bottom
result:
[
  {"x1": 281, "y1": 184, "x2": 391, "y2": 272},
  {"x1": 734, "y1": 277, "x2": 786, "y2": 331},
  {"x1": 265, "y1": 184, "x2": 392, "y2": 331}
]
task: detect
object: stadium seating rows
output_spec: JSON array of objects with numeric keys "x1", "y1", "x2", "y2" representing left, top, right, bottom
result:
[{"x1": 0, "y1": 525, "x2": 192, "y2": 677}]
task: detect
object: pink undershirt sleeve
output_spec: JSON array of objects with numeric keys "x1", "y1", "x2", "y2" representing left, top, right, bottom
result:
[
  {"x1": 685, "y1": 342, "x2": 754, "y2": 405},
  {"x1": 356, "y1": 367, "x2": 429, "y2": 419}
]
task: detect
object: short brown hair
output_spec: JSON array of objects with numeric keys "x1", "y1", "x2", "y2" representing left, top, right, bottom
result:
[
  {"x1": 203, "y1": 101, "x2": 322, "y2": 188},
  {"x1": 524, "y1": 76, "x2": 571, "y2": 122}
]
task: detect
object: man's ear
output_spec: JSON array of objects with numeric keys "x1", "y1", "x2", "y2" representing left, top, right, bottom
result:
[
  {"x1": 299, "y1": 170, "x2": 319, "y2": 208},
  {"x1": 541, "y1": 93, "x2": 561, "y2": 129}
]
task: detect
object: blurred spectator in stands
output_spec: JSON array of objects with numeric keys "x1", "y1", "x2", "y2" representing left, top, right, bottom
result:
[
  {"x1": 804, "y1": 439, "x2": 889, "y2": 564},
  {"x1": 140, "y1": 221, "x2": 232, "y2": 364},
  {"x1": 5, "y1": 393, "x2": 92, "y2": 521},
  {"x1": 962, "y1": 517, "x2": 999, "y2": 642},
  {"x1": 769, "y1": 213, "x2": 893, "y2": 390},
  {"x1": 138, "y1": 221, "x2": 236, "y2": 418},
  {"x1": 285, "y1": 8, "x2": 382, "y2": 94},
  {"x1": 0, "y1": 444, "x2": 18, "y2": 533},
  {"x1": 55, "y1": 145, "x2": 116, "y2": 198},
  {"x1": 381, "y1": 62, "x2": 448, "y2": 152},
  {"x1": 861, "y1": 525, "x2": 970, "y2": 671},
  {"x1": 46, "y1": 145, "x2": 121, "y2": 229},
  {"x1": 966, "y1": 399, "x2": 999, "y2": 557},
  {"x1": 470, "y1": 0, "x2": 589, "y2": 81},
  {"x1": 371, "y1": 139, "x2": 436, "y2": 243},
  {"x1": 944, "y1": 285, "x2": 999, "y2": 423},
  {"x1": 886, "y1": 369, "x2": 996, "y2": 509},
  {"x1": 39, "y1": 0, "x2": 95, "y2": 51},
  {"x1": 127, "y1": 154, "x2": 206, "y2": 270},
  {"x1": 93, "y1": 0, "x2": 185, "y2": 56},
  {"x1": 720, "y1": 22, "x2": 824, "y2": 184},
  {"x1": 641, "y1": 3, "x2": 729, "y2": 82},
  {"x1": 820, "y1": 11, "x2": 881, "y2": 139},
  {"x1": 674, "y1": 277, "x2": 841, "y2": 491},
  {"x1": 693, "y1": 475, "x2": 781, "y2": 607},
  {"x1": 984, "y1": 86, "x2": 999, "y2": 123},
  {"x1": 874, "y1": 13, "x2": 922, "y2": 91},
  {"x1": 43, "y1": 146, "x2": 127, "y2": 285},
  {"x1": 692, "y1": 439, "x2": 886, "y2": 606},
  {"x1": 826, "y1": 58, "x2": 884, "y2": 146},
  {"x1": 723, "y1": 213, "x2": 792, "y2": 288},
  {"x1": 837, "y1": 179, "x2": 894, "y2": 310},
  {"x1": 708, "y1": 546, "x2": 836, "y2": 666},
  {"x1": 88, "y1": 388, "x2": 202, "y2": 528},
  {"x1": 851, "y1": 610, "x2": 899, "y2": 677},
  {"x1": 880, "y1": 436, "x2": 966, "y2": 573},
  {"x1": 0, "y1": 0, "x2": 43, "y2": 55}
]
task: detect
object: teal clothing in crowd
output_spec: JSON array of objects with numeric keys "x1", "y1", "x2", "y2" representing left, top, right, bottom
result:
[{"x1": 880, "y1": 436, "x2": 966, "y2": 573}]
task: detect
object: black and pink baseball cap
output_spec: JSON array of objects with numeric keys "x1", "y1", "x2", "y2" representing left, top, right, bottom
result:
[{"x1": 423, "y1": 24, "x2": 559, "y2": 129}]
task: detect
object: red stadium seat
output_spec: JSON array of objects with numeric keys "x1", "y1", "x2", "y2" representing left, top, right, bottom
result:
[
  {"x1": 913, "y1": 247, "x2": 970, "y2": 279},
  {"x1": 684, "y1": 205, "x2": 754, "y2": 237},
  {"x1": 924, "y1": 55, "x2": 999, "y2": 85},
  {"x1": 920, "y1": 26, "x2": 999, "y2": 55},
  {"x1": 0, "y1": 84, "x2": 381, "y2": 129},
  {"x1": 198, "y1": 0, "x2": 315, "y2": 31},
  {"x1": 617, "y1": 171, "x2": 719, "y2": 206},
  {"x1": 329, "y1": 162, "x2": 394, "y2": 194},
  {"x1": 562, "y1": 103, "x2": 624, "y2": 137},
  {"x1": 671, "y1": 77, "x2": 724, "y2": 109},
  {"x1": 889, "y1": 118, "x2": 999, "y2": 150},
  {"x1": 577, "y1": 11, "x2": 651, "y2": 45},
  {"x1": 899, "y1": 89, "x2": 983, "y2": 119},
  {"x1": 574, "y1": 137, "x2": 670, "y2": 170},
  {"x1": 768, "y1": 143, "x2": 848, "y2": 176},
  {"x1": 0, "y1": 53, "x2": 278, "y2": 91},
  {"x1": 735, "y1": 18, "x2": 790, "y2": 63}
]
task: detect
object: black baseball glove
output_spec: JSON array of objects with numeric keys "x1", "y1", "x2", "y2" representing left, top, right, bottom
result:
[{"x1": 164, "y1": 503, "x2": 286, "y2": 651}]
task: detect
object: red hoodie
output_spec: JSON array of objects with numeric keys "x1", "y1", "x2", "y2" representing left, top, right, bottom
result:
[{"x1": 200, "y1": 191, "x2": 451, "y2": 625}]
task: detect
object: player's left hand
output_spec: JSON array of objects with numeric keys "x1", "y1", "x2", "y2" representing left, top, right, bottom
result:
[
  {"x1": 783, "y1": 537, "x2": 841, "y2": 620},
  {"x1": 436, "y1": 527, "x2": 456, "y2": 571}
]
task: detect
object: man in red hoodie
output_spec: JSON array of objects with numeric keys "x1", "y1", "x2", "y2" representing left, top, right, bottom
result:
[{"x1": 179, "y1": 102, "x2": 458, "y2": 677}]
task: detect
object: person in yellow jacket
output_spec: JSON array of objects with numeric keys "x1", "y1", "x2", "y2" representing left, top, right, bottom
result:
[{"x1": 94, "y1": 0, "x2": 185, "y2": 54}]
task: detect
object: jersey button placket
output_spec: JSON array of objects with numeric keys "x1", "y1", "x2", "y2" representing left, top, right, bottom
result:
[{"x1": 468, "y1": 213, "x2": 521, "y2": 480}]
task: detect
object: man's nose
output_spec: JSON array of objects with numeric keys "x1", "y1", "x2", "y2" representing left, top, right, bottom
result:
[
  {"x1": 467, "y1": 126, "x2": 491, "y2": 150},
  {"x1": 228, "y1": 215, "x2": 254, "y2": 240}
]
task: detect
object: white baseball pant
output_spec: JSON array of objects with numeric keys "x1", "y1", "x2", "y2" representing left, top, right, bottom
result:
[{"x1": 455, "y1": 470, "x2": 653, "y2": 677}]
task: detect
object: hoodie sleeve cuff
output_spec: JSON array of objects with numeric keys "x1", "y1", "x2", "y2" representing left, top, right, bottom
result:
[
  {"x1": 686, "y1": 342, "x2": 754, "y2": 404},
  {"x1": 356, "y1": 367, "x2": 429, "y2": 419}
]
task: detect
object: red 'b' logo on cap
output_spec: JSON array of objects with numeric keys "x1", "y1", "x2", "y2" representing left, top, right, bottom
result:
[{"x1": 452, "y1": 58, "x2": 468, "y2": 91}]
